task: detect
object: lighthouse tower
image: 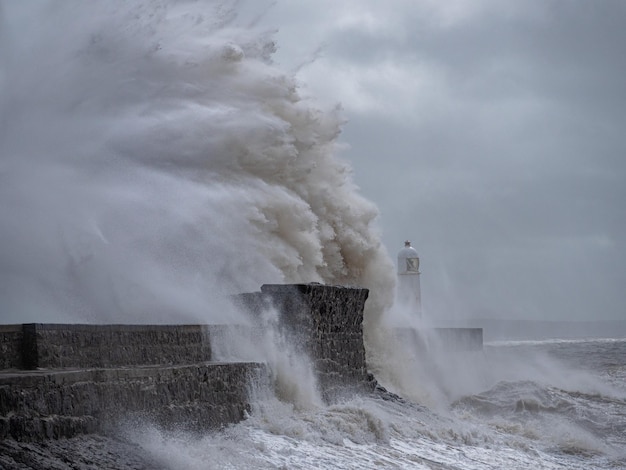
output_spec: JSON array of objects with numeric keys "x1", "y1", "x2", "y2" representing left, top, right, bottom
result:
[{"x1": 397, "y1": 240, "x2": 422, "y2": 316}]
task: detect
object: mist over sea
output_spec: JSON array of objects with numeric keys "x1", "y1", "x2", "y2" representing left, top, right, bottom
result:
[{"x1": 1, "y1": 2, "x2": 624, "y2": 469}]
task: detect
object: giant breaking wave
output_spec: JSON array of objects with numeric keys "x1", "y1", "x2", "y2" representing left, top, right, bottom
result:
[{"x1": 0, "y1": 1, "x2": 395, "y2": 332}]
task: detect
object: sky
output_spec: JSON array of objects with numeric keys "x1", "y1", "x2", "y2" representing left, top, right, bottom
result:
[
  {"x1": 1, "y1": 1, "x2": 624, "y2": 325},
  {"x1": 259, "y1": 0, "x2": 626, "y2": 322}
]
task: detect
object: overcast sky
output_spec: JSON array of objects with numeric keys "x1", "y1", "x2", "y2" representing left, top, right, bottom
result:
[{"x1": 259, "y1": 0, "x2": 626, "y2": 322}]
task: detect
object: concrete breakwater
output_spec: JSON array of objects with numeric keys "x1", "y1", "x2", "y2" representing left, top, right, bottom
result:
[
  {"x1": 0, "y1": 322, "x2": 268, "y2": 443},
  {"x1": 237, "y1": 283, "x2": 375, "y2": 398},
  {"x1": 0, "y1": 362, "x2": 264, "y2": 441},
  {"x1": 0, "y1": 284, "x2": 374, "y2": 446},
  {"x1": 393, "y1": 327, "x2": 483, "y2": 353}
]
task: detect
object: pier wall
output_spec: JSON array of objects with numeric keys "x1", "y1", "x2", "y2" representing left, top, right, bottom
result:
[
  {"x1": 3, "y1": 323, "x2": 212, "y2": 370},
  {"x1": 0, "y1": 324, "x2": 266, "y2": 442},
  {"x1": 0, "y1": 324, "x2": 23, "y2": 370},
  {"x1": 0, "y1": 284, "x2": 374, "y2": 442},
  {"x1": 393, "y1": 327, "x2": 483, "y2": 352},
  {"x1": 0, "y1": 362, "x2": 265, "y2": 442},
  {"x1": 237, "y1": 284, "x2": 374, "y2": 399}
]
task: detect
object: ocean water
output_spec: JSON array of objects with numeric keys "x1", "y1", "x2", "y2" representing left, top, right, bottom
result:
[{"x1": 127, "y1": 337, "x2": 626, "y2": 469}]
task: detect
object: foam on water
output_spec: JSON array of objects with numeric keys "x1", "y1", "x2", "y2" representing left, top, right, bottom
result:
[
  {"x1": 122, "y1": 335, "x2": 626, "y2": 469},
  {"x1": 127, "y1": 385, "x2": 624, "y2": 469}
]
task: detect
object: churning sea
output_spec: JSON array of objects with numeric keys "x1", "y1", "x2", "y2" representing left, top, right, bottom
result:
[{"x1": 126, "y1": 336, "x2": 626, "y2": 469}]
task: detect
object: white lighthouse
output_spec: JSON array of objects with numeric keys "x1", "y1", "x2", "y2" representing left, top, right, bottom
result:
[{"x1": 397, "y1": 240, "x2": 422, "y2": 316}]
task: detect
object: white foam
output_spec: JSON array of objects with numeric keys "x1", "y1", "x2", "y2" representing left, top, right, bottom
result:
[{"x1": 127, "y1": 393, "x2": 616, "y2": 470}]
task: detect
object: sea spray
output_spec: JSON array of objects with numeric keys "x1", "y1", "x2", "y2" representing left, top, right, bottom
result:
[
  {"x1": 211, "y1": 303, "x2": 324, "y2": 410},
  {"x1": 0, "y1": 0, "x2": 395, "y2": 339}
]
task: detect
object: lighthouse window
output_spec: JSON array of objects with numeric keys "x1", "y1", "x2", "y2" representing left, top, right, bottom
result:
[{"x1": 406, "y1": 258, "x2": 419, "y2": 272}]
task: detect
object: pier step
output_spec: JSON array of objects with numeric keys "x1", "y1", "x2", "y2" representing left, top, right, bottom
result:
[{"x1": 0, "y1": 362, "x2": 268, "y2": 441}]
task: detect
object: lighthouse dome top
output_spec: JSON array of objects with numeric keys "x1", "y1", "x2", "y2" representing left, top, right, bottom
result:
[{"x1": 397, "y1": 240, "x2": 420, "y2": 274}]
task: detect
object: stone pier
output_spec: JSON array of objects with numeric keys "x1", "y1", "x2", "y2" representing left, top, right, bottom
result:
[
  {"x1": 0, "y1": 323, "x2": 268, "y2": 442},
  {"x1": 236, "y1": 284, "x2": 375, "y2": 400},
  {"x1": 0, "y1": 283, "x2": 376, "y2": 446},
  {"x1": 393, "y1": 327, "x2": 484, "y2": 352}
]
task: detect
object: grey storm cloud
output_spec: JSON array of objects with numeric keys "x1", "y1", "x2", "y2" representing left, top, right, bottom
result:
[{"x1": 264, "y1": 0, "x2": 626, "y2": 321}]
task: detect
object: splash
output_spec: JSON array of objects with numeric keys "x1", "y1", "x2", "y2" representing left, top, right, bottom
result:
[
  {"x1": 0, "y1": 1, "x2": 395, "y2": 327},
  {"x1": 211, "y1": 305, "x2": 324, "y2": 410}
]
